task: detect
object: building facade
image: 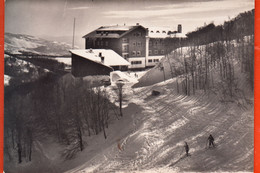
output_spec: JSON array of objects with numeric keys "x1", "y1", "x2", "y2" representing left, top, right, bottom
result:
[{"x1": 83, "y1": 24, "x2": 185, "y2": 69}]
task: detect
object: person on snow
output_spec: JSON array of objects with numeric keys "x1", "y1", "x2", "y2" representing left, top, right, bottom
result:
[
  {"x1": 208, "y1": 134, "x2": 215, "y2": 148},
  {"x1": 184, "y1": 141, "x2": 189, "y2": 156}
]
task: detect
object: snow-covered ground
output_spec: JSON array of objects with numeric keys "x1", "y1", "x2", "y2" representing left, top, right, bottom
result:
[
  {"x1": 4, "y1": 34, "x2": 253, "y2": 172},
  {"x1": 59, "y1": 68, "x2": 252, "y2": 173},
  {"x1": 5, "y1": 69, "x2": 253, "y2": 173},
  {"x1": 4, "y1": 33, "x2": 72, "y2": 55},
  {"x1": 4, "y1": 75, "x2": 11, "y2": 86}
]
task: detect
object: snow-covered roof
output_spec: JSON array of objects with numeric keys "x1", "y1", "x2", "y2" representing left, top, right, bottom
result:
[
  {"x1": 97, "y1": 25, "x2": 135, "y2": 31},
  {"x1": 83, "y1": 25, "x2": 147, "y2": 39},
  {"x1": 147, "y1": 27, "x2": 186, "y2": 38},
  {"x1": 148, "y1": 27, "x2": 172, "y2": 38},
  {"x1": 70, "y1": 49, "x2": 130, "y2": 67}
]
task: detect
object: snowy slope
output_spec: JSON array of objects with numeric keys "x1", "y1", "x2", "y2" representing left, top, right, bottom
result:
[
  {"x1": 4, "y1": 33, "x2": 72, "y2": 55},
  {"x1": 4, "y1": 54, "x2": 50, "y2": 85},
  {"x1": 5, "y1": 70, "x2": 253, "y2": 173},
  {"x1": 63, "y1": 74, "x2": 253, "y2": 173}
]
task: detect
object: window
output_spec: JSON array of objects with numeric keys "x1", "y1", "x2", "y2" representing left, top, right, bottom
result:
[
  {"x1": 131, "y1": 61, "x2": 142, "y2": 65},
  {"x1": 100, "y1": 41, "x2": 103, "y2": 46},
  {"x1": 97, "y1": 41, "x2": 100, "y2": 46},
  {"x1": 135, "y1": 32, "x2": 141, "y2": 37},
  {"x1": 161, "y1": 50, "x2": 165, "y2": 54},
  {"x1": 123, "y1": 54, "x2": 129, "y2": 59},
  {"x1": 154, "y1": 59, "x2": 159, "y2": 62},
  {"x1": 132, "y1": 51, "x2": 136, "y2": 56},
  {"x1": 154, "y1": 50, "x2": 158, "y2": 54},
  {"x1": 133, "y1": 42, "x2": 136, "y2": 46},
  {"x1": 154, "y1": 41, "x2": 158, "y2": 47},
  {"x1": 162, "y1": 31, "x2": 166, "y2": 33},
  {"x1": 149, "y1": 41, "x2": 152, "y2": 46},
  {"x1": 137, "y1": 51, "x2": 141, "y2": 56},
  {"x1": 148, "y1": 59, "x2": 152, "y2": 63},
  {"x1": 149, "y1": 50, "x2": 152, "y2": 55},
  {"x1": 122, "y1": 45, "x2": 128, "y2": 52},
  {"x1": 156, "y1": 31, "x2": 160, "y2": 33},
  {"x1": 137, "y1": 42, "x2": 142, "y2": 47},
  {"x1": 122, "y1": 38, "x2": 128, "y2": 43},
  {"x1": 161, "y1": 41, "x2": 164, "y2": 45},
  {"x1": 150, "y1": 31, "x2": 154, "y2": 33},
  {"x1": 105, "y1": 41, "x2": 108, "y2": 46}
]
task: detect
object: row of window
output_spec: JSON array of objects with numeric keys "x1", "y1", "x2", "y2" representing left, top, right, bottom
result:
[
  {"x1": 132, "y1": 51, "x2": 142, "y2": 56},
  {"x1": 150, "y1": 30, "x2": 167, "y2": 34},
  {"x1": 130, "y1": 59, "x2": 159, "y2": 65},
  {"x1": 131, "y1": 61, "x2": 142, "y2": 65},
  {"x1": 95, "y1": 40, "x2": 163, "y2": 48},
  {"x1": 132, "y1": 42, "x2": 142, "y2": 47},
  {"x1": 149, "y1": 50, "x2": 165, "y2": 55},
  {"x1": 132, "y1": 32, "x2": 142, "y2": 37},
  {"x1": 123, "y1": 50, "x2": 164, "y2": 57},
  {"x1": 96, "y1": 41, "x2": 108, "y2": 46},
  {"x1": 148, "y1": 59, "x2": 159, "y2": 63},
  {"x1": 149, "y1": 41, "x2": 165, "y2": 46}
]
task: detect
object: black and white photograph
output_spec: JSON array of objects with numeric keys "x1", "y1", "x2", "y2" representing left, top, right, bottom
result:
[{"x1": 4, "y1": 0, "x2": 254, "y2": 172}]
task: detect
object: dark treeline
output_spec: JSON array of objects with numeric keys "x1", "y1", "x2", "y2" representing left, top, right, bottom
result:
[
  {"x1": 164, "y1": 9, "x2": 254, "y2": 53},
  {"x1": 164, "y1": 9, "x2": 254, "y2": 104},
  {"x1": 185, "y1": 9, "x2": 254, "y2": 45},
  {"x1": 4, "y1": 73, "x2": 117, "y2": 163},
  {"x1": 163, "y1": 9, "x2": 254, "y2": 99}
]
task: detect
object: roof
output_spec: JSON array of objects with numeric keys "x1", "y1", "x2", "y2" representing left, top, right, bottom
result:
[
  {"x1": 148, "y1": 27, "x2": 186, "y2": 38},
  {"x1": 70, "y1": 49, "x2": 130, "y2": 67},
  {"x1": 83, "y1": 25, "x2": 147, "y2": 39},
  {"x1": 97, "y1": 25, "x2": 134, "y2": 31}
]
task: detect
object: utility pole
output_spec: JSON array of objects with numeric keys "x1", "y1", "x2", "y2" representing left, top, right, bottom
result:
[
  {"x1": 72, "y1": 18, "x2": 76, "y2": 49},
  {"x1": 116, "y1": 81, "x2": 124, "y2": 117}
]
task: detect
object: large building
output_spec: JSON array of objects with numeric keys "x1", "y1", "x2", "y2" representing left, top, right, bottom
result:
[{"x1": 83, "y1": 23, "x2": 185, "y2": 69}]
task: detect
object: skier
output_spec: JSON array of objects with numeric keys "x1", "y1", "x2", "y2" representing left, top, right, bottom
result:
[
  {"x1": 184, "y1": 141, "x2": 189, "y2": 156},
  {"x1": 117, "y1": 139, "x2": 123, "y2": 151},
  {"x1": 208, "y1": 134, "x2": 215, "y2": 148}
]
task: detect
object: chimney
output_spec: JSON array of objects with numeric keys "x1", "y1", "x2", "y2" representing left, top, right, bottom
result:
[
  {"x1": 101, "y1": 56, "x2": 105, "y2": 63},
  {"x1": 136, "y1": 23, "x2": 139, "y2": 26},
  {"x1": 177, "y1": 24, "x2": 182, "y2": 33}
]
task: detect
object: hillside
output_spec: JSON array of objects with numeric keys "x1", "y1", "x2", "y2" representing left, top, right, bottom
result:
[
  {"x1": 4, "y1": 66, "x2": 253, "y2": 173},
  {"x1": 73, "y1": 80, "x2": 252, "y2": 173},
  {"x1": 4, "y1": 33, "x2": 73, "y2": 86},
  {"x1": 5, "y1": 32, "x2": 72, "y2": 55}
]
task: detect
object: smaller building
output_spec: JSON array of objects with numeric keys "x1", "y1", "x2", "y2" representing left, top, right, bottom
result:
[{"x1": 70, "y1": 49, "x2": 130, "y2": 77}]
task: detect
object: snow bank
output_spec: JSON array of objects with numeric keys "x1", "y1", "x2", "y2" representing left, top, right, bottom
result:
[
  {"x1": 4, "y1": 75, "x2": 11, "y2": 86},
  {"x1": 55, "y1": 58, "x2": 71, "y2": 65},
  {"x1": 110, "y1": 71, "x2": 138, "y2": 83}
]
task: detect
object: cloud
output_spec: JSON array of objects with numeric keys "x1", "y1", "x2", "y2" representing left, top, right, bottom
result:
[
  {"x1": 68, "y1": 6, "x2": 90, "y2": 10},
  {"x1": 103, "y1": 0, "x2": 254, "y2": 19}
]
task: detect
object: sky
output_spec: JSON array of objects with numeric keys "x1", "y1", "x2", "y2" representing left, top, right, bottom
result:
[{"x1": 4, "y1": 0, "x2": 254, "y2": 46}]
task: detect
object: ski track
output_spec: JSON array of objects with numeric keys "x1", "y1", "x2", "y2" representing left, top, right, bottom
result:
[{"x1": 69, "y1": 79, "x2": 253, "y2": 173}]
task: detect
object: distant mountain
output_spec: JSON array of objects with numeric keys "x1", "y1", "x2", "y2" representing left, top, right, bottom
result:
[
  {"x1": 4, "y1": 32, "x2": 72, "y2": 55},
  {"x1": 4, "y1": 33, "x2": 73, "y2": 86},
  {"x1": 39, "y1": 35, "x2": 84, "y2": 49}
]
